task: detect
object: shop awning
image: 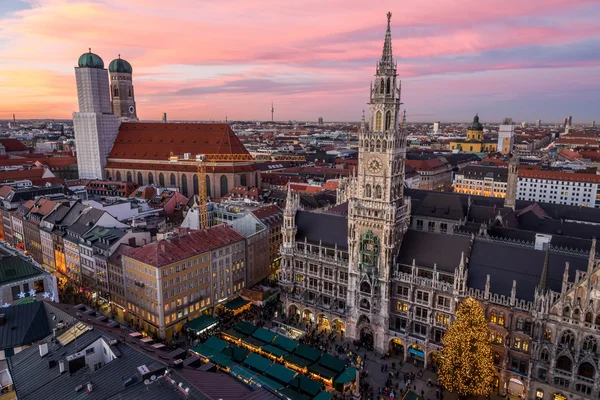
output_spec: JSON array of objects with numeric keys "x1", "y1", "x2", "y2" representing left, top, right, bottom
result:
[
  {"x1": 288, "y1": 374, "x2": 322, "y2": 397},
  {"x1": 223, "y1": 296, "x2": 250, "y2": 311},
  {"x1": 243, "y1": 353, "x2": 272, "y2": 373},
  {"x1": 313, "y1": 392, "x2": 334, "y2": 400},
  {"x1": 334, "y1": 367, "x2": 357, "y2": 385},
  {"x1": 283, "y1": 354, "x2": 312, "y2": 368},
  {"x1": 317, "y1": 353, "x2": 346, "y2": 373},
  {"x1": 272, "y1": 335, "x2": 298, "y2": 352},
  {"x1": 242, "y1": 336, "x2": 266, "y2": 349},
  {"x1": 223, "y1": 328, "x2": 247, "y2": 340},
  {"x1": 279, "y1": 387, "x2": 311, "y2": 400},
  {"x1": 254, "y1": 374, "x2": 284, "y2": 391},
  {"x1": 252, "y1": 327, "x2": 278, "y2": 344},
  {"x1": 185, "y1": 314, "x2": 218, "y2": 333},
  {"x1": 294, "y1": 343, "x2": 322, "y2": 362},
  {"x1": 203, "y1": 336, "x2": 229, "y2": 353},
  {"x1": 265, "y1": 363, "x2": 296, "y2": 384},
  {"x1": 221, "y1": 343, "x2": 249, "y2": 363},
  {"x1": 189, "y1": 344, "x2": 216, "y2": 359},
  {"x1": 210, "y1": 352, "x2": 235, "y2": 369},
  {"x1": 307, "y1": 364, "x2": 337, "y2": 380},
  {"x1": 261, "y1": 344, "x2": 288, "y2": 358},
  {"x1": 234, "y1": 321, "x2": 258, "y2": 336}
]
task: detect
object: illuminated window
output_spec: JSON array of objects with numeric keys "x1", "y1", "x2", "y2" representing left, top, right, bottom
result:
[
  {"x1": 375, "y1": 111, "x2": 383, "y2": 131},
  {"x1": 396, "y1": 302, "x2": 408, "y2": 312},
  {"x1": 522, "y1": 341, "x2": 529, "y2": 352},
  {"x1": 498, "y1": 312, "x2": 505, "y2": 326},
  {"x1": 514, "y1": 337, "x2": 521, "y2": 349},
  {"x1": 490, "y1": 311, "x2": 497, "y2": 323}
]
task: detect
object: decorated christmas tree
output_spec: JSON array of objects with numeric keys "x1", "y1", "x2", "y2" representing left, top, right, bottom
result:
[{"x1": 438, "y1": 297, "x2": 494, "y2": 399}]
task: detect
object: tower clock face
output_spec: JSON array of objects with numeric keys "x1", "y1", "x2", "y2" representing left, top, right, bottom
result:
[{"x1": 367, "y1": 157, "x2": 383, "y2": 173}]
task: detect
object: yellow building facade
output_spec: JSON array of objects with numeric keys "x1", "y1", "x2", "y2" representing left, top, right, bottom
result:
[{"x1": 450, "y1": 115, "x2": 498, "y2": 153}]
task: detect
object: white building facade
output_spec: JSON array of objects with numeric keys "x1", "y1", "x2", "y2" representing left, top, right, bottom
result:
[{"x1": 517, "y1": 170, "x2": 600, "y2": 208}]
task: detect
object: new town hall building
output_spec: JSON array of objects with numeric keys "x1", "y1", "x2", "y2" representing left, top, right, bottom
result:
[{"x1": 279, "y1": 14, "x2": 600, "y2": 400}]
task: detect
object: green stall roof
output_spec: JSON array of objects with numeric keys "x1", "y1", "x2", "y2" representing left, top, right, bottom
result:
[
  {"x1": 313, "y1": 392, "x2": 334, "y2": 400},
  {"x1": 262, "y1": 344, "x2": 288, "y2": 358},
  {"x1": 223, "y1": 296, "x2": 250, "y2": 311},
  {"x1": 252, "y1": 327, "x2": 278, "y2": 344},
  {"x1": 210, "y1": 352, "x2": 235, "y2": 368},
  {"x1": 317, "y1": 353, "x2": 346, "y2": 373},
  {"x1": 243, "y1": 336, "x2": 266, "y2": 349},
  {"x1": 203, "y1": 336, "x2": 229, "y2": 353},
  {"x1": 334, "y1": 367, "x2": 357, "y2": 385},
  {"x1": 255, "y1": 374, "x2": 284, "y2": 391},
  {"x1": 221, "y1": 343, "x2": 249, "y2": 362},
  {"x1": 283, "y1": 353, "x2": 312, "y2": 368},
  {"x1": 288, "y1": 374, "x2": 322, "y2": 397},
  {"x1": 223, "y1": 328, "x2": 247, "y2": 340},
  {"x1": 189, "y1": 344, "x2": 216, "y2": 358},
  {"x1": 294, "y1": 343, "x2": 322, "y2": 362},
  {"x1": 243, "y1": 352, "x2": 272, "y2": 373},
  {"x1": 279, "y1": 387, "x2": 311, "y2": 400},
  {"x1": 185, "y1": 314, "x2": 218, "y2": 332},
  {"x1": 234, "y1": 321, "x2": 257, "y2": 336},
  {"x1": 307, "y1": 364, "x2": 337, "y2": 380},
  {"x1": 272, "y1": 335, "x2": 298, "y2": 352},
  {"x1": 265, "y1": 363, "x2": 297, "y2": 384}
]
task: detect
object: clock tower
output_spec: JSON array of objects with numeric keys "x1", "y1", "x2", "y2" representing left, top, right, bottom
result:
[{"x1": 346, "y1": 12, "x2": 411, "y2": 352}]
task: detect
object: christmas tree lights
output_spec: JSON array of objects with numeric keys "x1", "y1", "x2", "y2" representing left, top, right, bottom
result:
[{"x1": 438, "y1": 297, "x2": 494, "y2": 399}]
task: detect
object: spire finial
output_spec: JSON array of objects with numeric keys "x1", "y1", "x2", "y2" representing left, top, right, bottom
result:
[
  {"x1": 118, "y1": 53, "x2": 121, "y2": 59},
  {"x1": 380, "y1": 12, "x2": 394, "y2": 66},
  {"x1": 387, "y1": 11, "x2": 392, "y2": 26},
  {"x1": 89, "y1": 47, "x2": 91, "y2": 53}
]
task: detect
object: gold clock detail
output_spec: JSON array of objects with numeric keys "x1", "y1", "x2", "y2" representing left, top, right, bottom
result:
[{"x1": 367, "y1": 157, "x2": 383, "y2": 173}]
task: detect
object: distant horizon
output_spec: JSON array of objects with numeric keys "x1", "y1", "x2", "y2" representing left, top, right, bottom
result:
[{"x1": 1, "y1": 0, "x2": 599, "y2": 123}]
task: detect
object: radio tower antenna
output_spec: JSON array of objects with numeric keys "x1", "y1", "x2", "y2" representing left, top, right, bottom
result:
[{"x1": 271, "y1": 101, "x2": 274, "y2": 122}]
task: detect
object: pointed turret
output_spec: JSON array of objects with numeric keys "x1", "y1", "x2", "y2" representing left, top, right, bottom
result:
[
  {"x1": 380, "y1": 12, "x2": 394, "y2": 69},
  {"x1": 504, "y1": 149, "x2": 519, "y2": 210},
  {"x1": 539, "y1": 248, "x2": 550, "y2": 294},
  {"x1": 587, "y1": 238, "x2": 596, "y2": 276}
]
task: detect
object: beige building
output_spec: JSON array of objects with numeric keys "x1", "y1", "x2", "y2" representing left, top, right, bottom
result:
[
  {"x1": 453, "y1": 164, "x2": 509, "y2": 198},
  {"x1": 122, "y1": 225, "x2": 245, "y2": 339}
]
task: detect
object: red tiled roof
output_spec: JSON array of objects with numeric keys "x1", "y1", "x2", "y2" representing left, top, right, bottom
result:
[
  {"x1": 0, "y1": 139, "x2": 29, "y2": 152},
  {"x1": 105, "y1": 161, "x2": 257, "y2": 173},
  {"x1": 518, "y1": 168, "x2": 600, "y2": 183},
  {"x1": 223, "y1": 186, "x2": 260, "y2": 201},
  {"x1": 405, "y1": 158, "x2": 450, "y2": 171},
  {"x1": 122, "y1": 224, "x2": 244, "y2": 267},
  {"x1": 260, "y1": 174, "x2": 306, "y2": 185},
  {"x1": 322, "y1": 180, "x2": 340, "y2": 190},
  {"x1": 0, "y1": 185, "x2": 14, "y2": 197},
  {"x1": 0, "y1": 168, "x2": 45, "y2": 182},
  {"x1": 558, "y1": 148, "x2": 583, "y2": 161},
  {"x1": 251, "y1": 204, "x2": 283, "y2": 221},
  {"x1": 108, "y1": 122, "x2": 249, "y2": 161},
  {"x1": 285, "y1": 183, "x2": 323, "y2": 194}
]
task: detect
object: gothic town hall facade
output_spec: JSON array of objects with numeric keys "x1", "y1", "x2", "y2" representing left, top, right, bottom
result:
[{"x1": 280, "y1": 13, "x2": 600, "y2": 400}]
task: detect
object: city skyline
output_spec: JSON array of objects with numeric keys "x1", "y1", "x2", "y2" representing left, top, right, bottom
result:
[{"x1": 1, "y1": 0, "x2": 599, "y2": 123}]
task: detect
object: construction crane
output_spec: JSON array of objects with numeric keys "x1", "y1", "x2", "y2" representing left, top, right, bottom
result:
[{"x1": 169, "y1": 153, "x2": 306, "y2": 229}]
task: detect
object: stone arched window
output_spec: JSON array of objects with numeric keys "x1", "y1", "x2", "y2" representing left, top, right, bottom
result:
[
  {"x1": 126, "y1": 171, "x2": 132, "y2": 182},
  {"x1": 159, "y1": 173, "x2": 165, "y2": 186},
  {"x1": 382, "y1": 140, "x2": 387, "y2": 151},
  {"x1": 563, "y1": 307, "x2": 570, "y2": 317},
  {"x1": 578, "y1": 362, "x2": 595, "y2": 378},
  {"x1": 114, "y1": 87, "x2": 119, "y2": 97},
  {"x1": 385, "y1": 111, "x2": 392, "y2": 131},
  {"x1": 116, "y1": 171, "x2": 121, "y2": 181},
  {"x1": 555, "y1": 356, "x2": 572, "y2": 372},
  {"x1": 206, "y1": 176, "x2": 211, "y2": 198},
  {"x1": 375, "y1": 111, "x2": 383, "y2": 131},
  {"x1": 583, "y1": 336, "x2": 597, "y2": 353},
  {"x1": 193, "y1": 174, "x2": 198, "y2": 196},
  {"x1": 540, "y1": 349, "x2": 549, "y2": 361},
  {"x1": 490, "y1": 310, "x2": 497, "y2": 324},
  {"x1": 498, "y1": 312, "x2": 505, "y2": 326},
  {"x1": 365, "y1": 184, "x2": 372, "y2": 197},
  {"x1": 524, "y1": 319, "x2": 532, "y2": 334},
  {"x1": 137, "y1": 172, "x2": 143, "y2": 186},
  {"x1": 560, "y1": 330, "x2": 575, "y2": 348},
  {"x1": 386, "y1": 78, "x2": 391, "y2": 94},
  {"x1": 170, "y1": 173, "x2": 176, "y2": 186},
  {"x1": 376, "y1": 140, "x2": 381, "y2": 151},
  {"x1": 375, "y1": 185, "x2": 382, "y2": 199},
  {"x1": 370, "y1": 140, "x2": 375, "y2": 152},
  {"x1": 380, "y1": 78, "x2": 385, "y2": 94},
  {"x1": 360, "y1": 298, "x2": 371, "y2": 311},
  {"x1": 585, "y1": 312, "x2": 593, "y2": 323},
  {"x1": 148, "y1": 172, "x2": 154, "y2": 185},
  {"x1": 240, "y1": 174, "x2": 247, "y2": 186},
  {"x1": 573, "y1": 308, "x2": 581, "y2": 321},
  {"x1": 360, "y1": 281, "x2": 371, "y2": 294},
  {"x1": 516, "y1": 317, "x2": 523, "y2": 331},
  {"x1": 220, "y1": 175, "x2": 228, "y2": 197},
  {"x1": 181, "y1": 174, "x2": 188, "y2": 195}
]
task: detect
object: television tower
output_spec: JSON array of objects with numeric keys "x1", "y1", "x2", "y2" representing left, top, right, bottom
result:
[{"x1": 271, "y1": 101, "x2": 274, "y2": 122}]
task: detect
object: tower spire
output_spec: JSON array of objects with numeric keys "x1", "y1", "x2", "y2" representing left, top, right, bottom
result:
[{"x1": 380, "y1": 12, "x2": 394, "y2": 68}]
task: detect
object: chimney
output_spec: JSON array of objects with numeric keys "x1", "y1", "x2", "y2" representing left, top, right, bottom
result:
[{"x1": 39, "y1": 343, "x2": 49, "y2": 357}]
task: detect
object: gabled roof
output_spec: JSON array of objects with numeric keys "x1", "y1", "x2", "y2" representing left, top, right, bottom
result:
[
  {"x1": 0, "y1": 302, "x2": 51, "y2": 350},
  {"x1": 0, "y1": 249, "x2": 45, "y2": 285},
  {"x1": 108, "y1": 122, "x2": 249, "y2": 161},
  {"x1": 295, "y1": 210, "x2": 348, "y2": 250}
]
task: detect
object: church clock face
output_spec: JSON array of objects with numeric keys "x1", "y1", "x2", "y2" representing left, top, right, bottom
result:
[{"x1": 367, "y1": 157, "x2": 383, "y2": 173}]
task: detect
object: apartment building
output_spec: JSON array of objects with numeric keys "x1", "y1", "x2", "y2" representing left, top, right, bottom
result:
[
  {"x1": 517, "y1": 168, "x2": 600, "y2": 208},
  {"x1": 453, "y1": 164, "x2": 508, "y2": 198},
  {"x1": 122, "y1": 225, "x2": 245, "y2": 339},
  {"x1": 405, "y1": 157, "x2": 453, "y2": 191}
]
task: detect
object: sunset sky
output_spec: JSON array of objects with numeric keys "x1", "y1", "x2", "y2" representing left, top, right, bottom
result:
[{"x1": 1, "y1": 0, "x2": 599, "y2": 123}]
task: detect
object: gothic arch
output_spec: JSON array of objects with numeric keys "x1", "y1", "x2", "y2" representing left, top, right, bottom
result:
[
  {"x1": 585, "y1": 312, "x2": 593, "y2": 323},
  {"x1": 370, "y1": 140, "x2": 375, "y2": 152},
  {"x1": 365, "y1": 184, "x2": 372, "y2": 197},
  {"x1": 240, "y1": 174, "x2": 247, "y2": 186},
  {"x1": 360, "y1": 281, "x2": 371, "y2": 294},
  {"x1": 382, "y1": 140, "x2": 387, "y2": 150},
  {"x1": 559, "y1": 330, "x2": 575, "y2": 348},
  {"x1": 583, "y1": 336, "x2": 598, "y2": 353},
  {"x1": 573, "y1": 308, "x2": 581, "y2": 321},
  {"x1": 193, "y1": 174, "x2": 199, "y2": 196},
  {"x1": 380, "y1": 79, "x2": 385, "y2": 94},
  {"x1": 386, "y1": 77, "x2": 391, "y2": 94},
  {"x1": 578, "y1": 362, "x2": 595, "y2": 378},
  {"x1": 170, "y1": 173, "x2": 176, "y2": 186},
  {"x1": 126, "y1": 171, "x2": 132, "y2": 182},
  {"x1": 148, "y1": 172, "x2": 154, "y2": 185},
  {"x1": 555, "y1": 355, "x2": 572, "y2": 372},
  {"x1": 105, "y1": 170, "x2": 111, "y2": 180},
  {"x1": 375, "y1": 185, "x2": 382, "y2": 199},
  {"x1": 385, "y1": 111, "x2": 392, "y2": 131},
  {"x1": 220, "y1": 175, "x2": 228, "y2": 197},
  {"x1": 137, "y1": 172, "x2": 143, "y2": 186},
  {"x1": 376, "y1": 140, "x2": 381, "y2": 151},
  {"x1": 181, "y1": 174, "x2": 188, "y2": 195},
  {"x1": 116, "y1": 171, "x2": 121, "y2": 181},
  {"x1": 359, "y1": 298, "x2": 371, "y2": 311},
  {"x1": 563, "y1": 306, "x2": 570, "y2": 317},
  {"x1": 159, "y1": 173, "x2": 165, "y2": 186},
  {"x1": 540, "y1": 348, "x2": 550, "y2": 361},
  {"x1": 375, "y1": 111, "x2": 383, "y2": 131}
]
